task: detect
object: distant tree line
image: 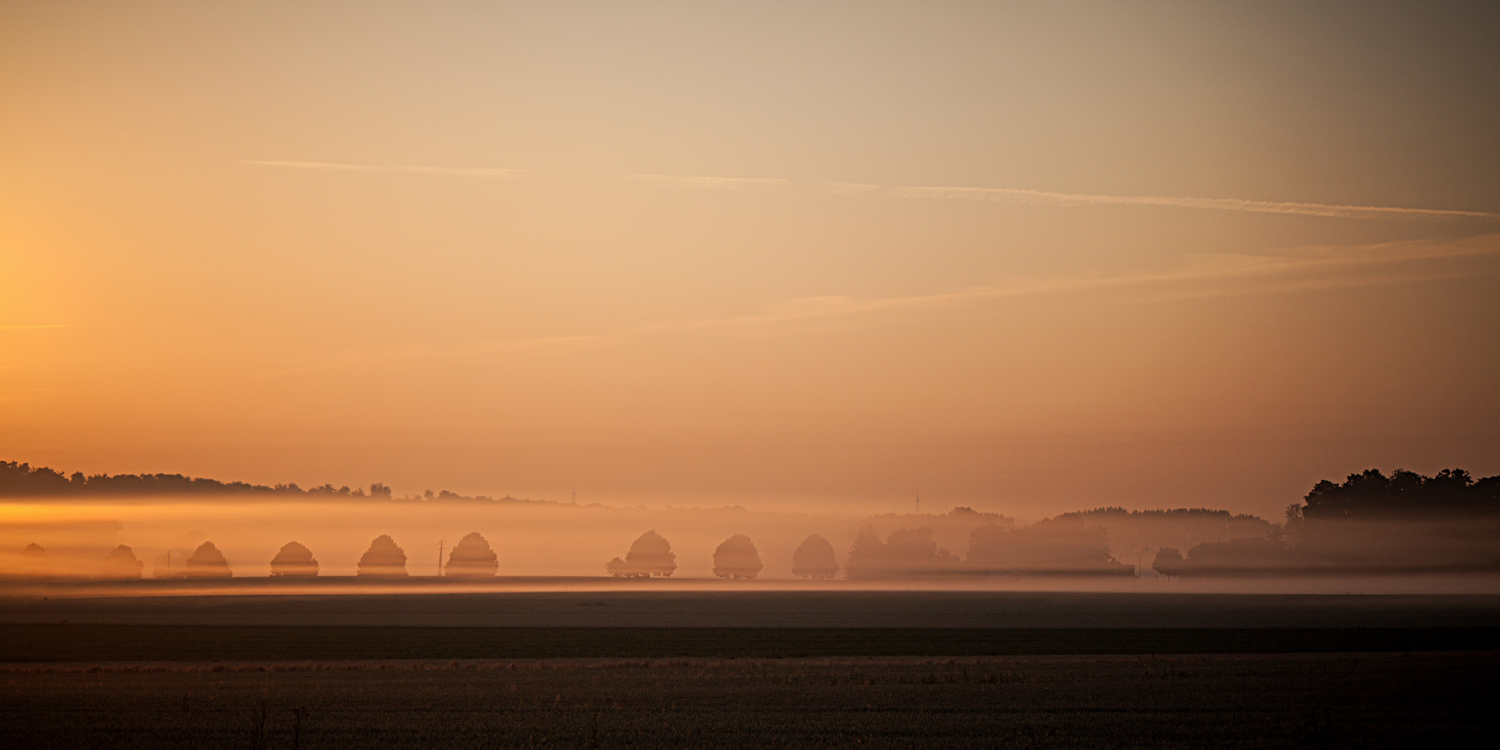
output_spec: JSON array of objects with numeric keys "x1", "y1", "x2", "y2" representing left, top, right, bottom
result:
[
  {"x1": 1, "y1": 459, "x2": 554, "y2": 504},
  {"x1": 1153, "y1": 468, "x2": 1500, "y2": 577}
]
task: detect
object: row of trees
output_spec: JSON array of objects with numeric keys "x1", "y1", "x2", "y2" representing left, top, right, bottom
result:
[
  {"x1": 600, "y1": 523, "x2": 1130, "y2": 581},
  {"x1": 6, "y1": 533, "x2": 504, "y2": 580},
  {"x1": 0, "y1": 460, "x2": 535, "y2": 503}
]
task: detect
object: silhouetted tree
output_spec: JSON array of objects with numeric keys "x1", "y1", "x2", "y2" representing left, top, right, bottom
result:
[
  {"x1": 270, "y1": 542, "x2": 319, "y2": 577},
  {"x1": 185, "y1": 542, "x2": 232, "y2": 578},
  {"x1": 605, "y1": 556, "x2": 629, "y2": 577},
  {"x1": 101, "y1": 545, "x2": 143, "y2": 579},
  {"x1": 712, "y1": 534, "x2": 763, "y2": 579},
  {"x1": 1298, "y1": 468, "x2": 1499, "y2": 520},
  {"x1": 1176, "y1": 537, "x2": 1285, "y2": 575},
  {"x1": 608, "y1": 530, "x2": 676, "y2": 577},
  {"x1": 445, "y1": 532, "x2": 499, "y2": 577},
  {"x1": 1151, "y1": 547, "x2": 1185, "y2": 577},
  {"x1": 14, "y1": 543, "x2": 49, "y2": 578},
  {"x1": 369, "y1": 483, "x2": 393, "y2": 499},
  {"x1": 357, "y1": 535, "x2": 408, "y2": 577},
  {"x1": 791, "y1": 534, "x2": 839, "y2": 579}
]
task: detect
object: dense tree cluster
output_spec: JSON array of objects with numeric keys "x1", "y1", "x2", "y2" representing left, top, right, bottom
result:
[
  {"x1": 711, "y1": 534, "x2": 763, "y2": 579},
  {"x1": 1151, "y1": 468, "x2": 1500, "y2": 577},
  {"x1": 185, "y1": 542, "x2": 232, "y2": 578},
  {"x1": 606, "y1": 531, "x2": 677, "y2": 577},
  {"x1": 445, "y1": 532, "x2": 499, "y2": 578},
  {"x1": 791, "y1": 535, "x2": 839, "y2": 579},
  {"x1": 1301, "y1": 468, "x2": 1499, "y2": 520},
  {"x1": 270, "y1": 542, "x2": 319, "y2": 577},
  {"x1": 357, "y1": 535, "x2": 409, "y2": 577},
  {"x1": 101, "y1": 545, "x2": 144, "y2": 579}
]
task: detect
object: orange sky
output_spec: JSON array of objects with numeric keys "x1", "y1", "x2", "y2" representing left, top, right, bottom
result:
[{"x1": 2, "y1": 2, "x2": 1497, "y2": 519}]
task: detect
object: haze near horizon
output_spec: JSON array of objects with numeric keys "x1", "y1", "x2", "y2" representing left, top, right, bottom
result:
[{"x1": 3, "y1": 1, "x2": 1498, "y2": 519}]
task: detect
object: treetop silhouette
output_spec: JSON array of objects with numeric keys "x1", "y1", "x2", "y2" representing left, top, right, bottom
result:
[
  {"x1": 357, "y1": 535, "x2": 408, "y2": 577},
  {"x1": 791, "y1": 534, "x2": 839, "y2": 579},
  {"x1": 445, "y1": 532, "x2": 499, "y2": 577},
  {"x1": 185, "y1": 541, "x2": 232, "y2": 578},
  {"x1": 607, "y1": 530, "x2": 676, "y2": 577},
  {"x1": 270, "y1": 541, "x2": 319, "y2": 577},
  {"x1": 101, "y1": 545, "x2": 143, "y2": 579},
  {"x1": 712, "y1": 534, "x2": 763, "y2": 579}
]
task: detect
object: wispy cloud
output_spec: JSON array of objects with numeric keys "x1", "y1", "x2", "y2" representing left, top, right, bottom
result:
[
  {"x1": 621, "y1": 234, "x2": 1500, "y2": 336},
  {"x1": 825, "y1": 182, "x2": 881, "y2": 195},
  {"x1": 268, "y1": 235, "x2": 1499, "y2": 376},
  {"x1": 243, "y1": 161, "x2": 517, "y2": 178},
  {"x1": 627, "y1": 174, "x2": 789, "y2": 191},
  {"x1": 894, "y1": 185, "x2": 1500, "y2": 222}
]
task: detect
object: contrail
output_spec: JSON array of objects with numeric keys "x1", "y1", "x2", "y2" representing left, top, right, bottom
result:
[
  {"x1": 243, "y1": 161, "x2": 517, "y2": 178},
  {"x1": 894, "y1": 185, "x2": 1500, "y2": 222},
  {"x1": 628, "y1": 174, "x2": 789, "y2": 191}
]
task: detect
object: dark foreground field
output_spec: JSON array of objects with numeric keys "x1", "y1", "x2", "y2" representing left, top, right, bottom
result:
[
  {"x1": 3, "y1": 592, "x2": 1497, "y2": 747},
  {"x1": 4, "y1": 653, "x2": 1495, "y2": 748}
]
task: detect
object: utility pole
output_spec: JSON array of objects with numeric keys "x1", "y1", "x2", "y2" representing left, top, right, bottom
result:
[
  {"x1": 437, "y1": 540, "x2": 444, "y2": 578},
  {"x1": 916, "y1": 492, "x2": 921, "y2": 515}
]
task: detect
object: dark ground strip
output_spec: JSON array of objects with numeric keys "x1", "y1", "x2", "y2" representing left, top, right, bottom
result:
[
  {"x1": 2, "y1": 652, "x2": 1495, "y2": 748},
  {"x1": 3, "y1": 624, "x2": 1496, "y2": 662}
]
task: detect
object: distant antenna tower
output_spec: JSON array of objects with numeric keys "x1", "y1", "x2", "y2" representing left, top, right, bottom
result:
[
  {"x1": 916, "y1": 492, "x2": 921, "y2": 514},
  {"x1": 437, "y1": 540, "x2": 444, "y2": 578}
]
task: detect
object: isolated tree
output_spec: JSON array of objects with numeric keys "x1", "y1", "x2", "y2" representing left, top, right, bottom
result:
[
  {"x1": 16, "y1": 543, "x2": 50, "y2": 578},
  {"x1": 357, "y1": 534, "x2": 409, "y2": 577},
  {"x1": 605, "y1": 556, "x2": 630, "y2": 577},
  {"x1": 1151, "y1": 547, "x2": 1185, "y2": 577},
  {"x1": 791, "y1": 534, "x2": 839, "y2": 579},
  {"x1": 712, "y1": 534, "x2": 763, "y2": 579},
  {"x1": 623, "y1": 530, "x2": 676, "y2": 577},
  {"x1": 270, "y1": 541, "x2": 319, "y2": 577},
  {"x1": 185, "y1": 541, "x2": 232, "y2": 578},
  {"x1": 445, "y1": 532, "x2": 499, "y2": 577},
  {"x1": 101, "y1": 545, "x2": 143, "y2": 579}
]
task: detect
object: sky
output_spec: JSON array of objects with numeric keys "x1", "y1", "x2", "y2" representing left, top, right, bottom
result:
[{"x1": 2, "y1": 1, "x2": 1497, "y2": 520}]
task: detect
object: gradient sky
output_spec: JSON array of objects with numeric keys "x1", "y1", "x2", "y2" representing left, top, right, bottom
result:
[{"x1": 3, "y1": 1, "x2": 1497, "y2": 519}]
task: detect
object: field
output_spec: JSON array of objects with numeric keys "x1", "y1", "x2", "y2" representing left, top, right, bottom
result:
[
  {"x1": 3, "y1": 590, "x2": 1497, "y2": 747},
  {"x1": 4, "y1": 653, "x2": 1495, "y2": 748}
]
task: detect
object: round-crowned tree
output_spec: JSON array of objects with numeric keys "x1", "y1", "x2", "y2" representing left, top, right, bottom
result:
[
  {"x1": 1151, "y1": 547, "x2": 1186, "y2": 577},
  {"x1": 791, "y1": 534, "x2": 839, "y2": 579},
  {"x1": 357, "y1": 535, "x2": 408, "y2": 577},
  {"x1": 101, "y1": 545, "x2": 144, "y2": 579},
  {"x1": 270, "y1": 541, "x2": 319, "y2": 577},
  {"x1": 605, "y1": 556, "x2": 630, "y2": 577},
  {"x1": 622, "y1": 530, "x2": 676, "y2": 577},
  {"x1": 445, "y1": 532, "x2": 499, "y2": 578},
  {"x1": 712, "y1": 534, "x2": 763, "y2": 579},
  {"x1": 185, "y1": 541, "x2": 232, "y2": 578},
  {"x1": 17, "y1": 543, "x2": 49, "y2": 578}
]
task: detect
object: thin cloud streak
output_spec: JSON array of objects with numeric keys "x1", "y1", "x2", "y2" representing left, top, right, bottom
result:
[
  {"x1": 243, "y1": 161, "x2": 517, "y2": 178},
  {"x1": 630, "y1": 235, "x2": 1500, "y2": 335},
  {"x1": 270, "y1": 236, "x2": 1498, "y2": 376},
  {"x1": 825, "y1": 182, "x2": 881, "y2": 195},
  {"x1": 895, "y1": 186, "x2": 1500, "y2": 222},
  {"x1": 628, "y1": 174, "x2": 790, "y2": 191}
]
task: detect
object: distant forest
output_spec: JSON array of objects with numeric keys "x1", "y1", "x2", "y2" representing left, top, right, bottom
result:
[{"x1": 0, "y1": 460, "x2": 530, "y2": 503}]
